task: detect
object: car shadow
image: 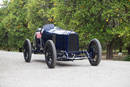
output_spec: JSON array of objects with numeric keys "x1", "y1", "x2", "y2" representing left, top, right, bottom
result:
[{"x1": 33, "y1": 59, "x2": 89, "y2": 68}]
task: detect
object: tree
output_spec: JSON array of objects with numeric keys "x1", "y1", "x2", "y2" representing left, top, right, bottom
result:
[
  {"x1": 0, "y1": 0, "x2": 129, "y2": 58},
  {"x1": 0, "y1": 0, "x2": 52, "y2": 49},
  {"x1": 49, "y1": 0, "x2": 130, "y2": 59},
  {"x1": 0, "y1": 0, "x2": 29, "y2": 49}
]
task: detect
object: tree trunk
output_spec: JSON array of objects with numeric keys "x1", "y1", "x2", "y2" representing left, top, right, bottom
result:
[
  {"x1": 106, "y1": 41, "x2": 114, "y2": 59},
  {"x1": 119, "y1": 38, "x2": 123, "y2": 52},
  {"x1": 119, "y1": 47, "x2": 122, "y2": 52},
  {"x1": 127, "y1": 46, "x2": 130, "y2": 55}
]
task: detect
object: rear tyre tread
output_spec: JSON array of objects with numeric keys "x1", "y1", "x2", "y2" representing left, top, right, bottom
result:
[{"x1": 23, "y1": 39, "x2": 32, "y2": 63}]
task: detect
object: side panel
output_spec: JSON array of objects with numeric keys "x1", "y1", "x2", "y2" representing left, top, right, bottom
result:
[
  {"x1": 42, "y1": 31, "x2": 79, "y2": 52},
  {"x1": 41, "y1": 31, "x2": 53, "y2": 47},
  {"x1": 55, "y1": 35, "x2": 68, "y2": 51},
  {"x1": 42, "y1": 31, "x2": 68, "y2": 51}
]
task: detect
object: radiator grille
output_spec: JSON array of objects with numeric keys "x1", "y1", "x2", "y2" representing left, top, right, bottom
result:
[{"x1": 68, "y1": 34, "x2": 79, "y2": 51}]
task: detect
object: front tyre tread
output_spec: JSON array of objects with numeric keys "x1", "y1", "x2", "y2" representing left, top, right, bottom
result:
[
  {"x1": 45, "y1": 40, "x2": 57, "y2": 68},
  {"x1": 88, "y1": 38, "x2": 102, "y2": 66}
]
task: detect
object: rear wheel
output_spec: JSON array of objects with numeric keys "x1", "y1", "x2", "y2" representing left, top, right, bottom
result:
[
  {"x1": 88, "y1": 39, "x2": 102, "y2": 66},
  {"x1": 23, "y1": 39, "x2": 32, "y2": 62},
  {"x1": 45, "y1": 40, "x2": 57, "y2": 68}
]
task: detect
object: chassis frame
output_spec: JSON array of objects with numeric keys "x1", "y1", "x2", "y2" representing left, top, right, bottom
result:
[
  {"x1": 23, "y1": 38, "x2": 102, "y2": 68},
  {"x1": 23, "y1": 24, "x2": 102, "y2": 68}
]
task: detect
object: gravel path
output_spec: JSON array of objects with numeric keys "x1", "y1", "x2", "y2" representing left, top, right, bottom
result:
[{"x1": 0, "y1": 51, "x2": 130, "y2": 87}]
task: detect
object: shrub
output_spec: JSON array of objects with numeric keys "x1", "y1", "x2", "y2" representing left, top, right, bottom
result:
[{"x1": 124, "y1": 55, "x2": 130, "y2": 61}]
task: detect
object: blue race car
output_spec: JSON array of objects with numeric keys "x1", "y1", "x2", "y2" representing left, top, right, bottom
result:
[{"x1": 23, "y1": 24, "x2": 102, "y2": 68}]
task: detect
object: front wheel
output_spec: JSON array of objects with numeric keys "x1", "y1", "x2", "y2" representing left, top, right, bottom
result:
[
  {"x1": 23, "y1": 39, "x2": 32, "y2": 62},
  {"x1": 88, "y1": 39, "x2": 102, "y2": 66},
  {"x1": 45, "y1": 40, "x2": 57, "y2": 68}
]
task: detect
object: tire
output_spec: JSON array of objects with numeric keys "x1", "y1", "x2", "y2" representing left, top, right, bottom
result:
[
  {"x1": 45, "y1": 40, "x2": 57, "y2": 68},
  {"x1": 88, "y1": 38, "x2": 102, "y2": 66},
  {"x1": 23, "y1": 39, "x2": 32, "y2": 62}
]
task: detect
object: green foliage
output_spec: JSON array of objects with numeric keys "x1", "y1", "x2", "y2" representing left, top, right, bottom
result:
[
  {"x1": 124, "y1": 55, "x2": 130, "y2": 61},
  {"x1": 0, "y1": 0, "x2": 51, "y2": 49},
  {"x1": 49, "y1": 0, "x2": 130, "y2": 48},
  {"x1": 0, "y1": 0, "x2": 29, "y2": 49},
  {"x1": 0, "y1": 0, "x2": 129, "y2": 52}
]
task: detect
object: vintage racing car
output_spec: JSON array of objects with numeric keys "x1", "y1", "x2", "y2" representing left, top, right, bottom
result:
[{"x1": 23, "y1": 24, "x2": 102, "y2": 68}]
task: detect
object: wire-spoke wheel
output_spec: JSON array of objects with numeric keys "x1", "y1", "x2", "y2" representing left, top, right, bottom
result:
[
  {"x1": 23, "y1": 39, "x2": 32, "y2": 62},
  {"x1": 88, "y1": 39, "x2": 102, "y2": 66},
  {"x1": 45, "y1": 40, "x2": 56, "y2": 68}
]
